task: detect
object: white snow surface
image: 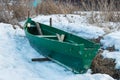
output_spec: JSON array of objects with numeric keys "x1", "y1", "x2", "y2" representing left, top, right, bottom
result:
[
  {"x1": 64, "y1": 73, "x2": 114, "y2": 80},
  {"x1": 101, "y1": 31, "x2": 120, "y2": 51},
  {"x1": 0, "y1": 14, "x2": 116, "y2": 80}
]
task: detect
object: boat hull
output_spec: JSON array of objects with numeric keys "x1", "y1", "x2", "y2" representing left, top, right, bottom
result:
[{"x1": 24, "y1": 18, "x2": 100, "y2": 73}]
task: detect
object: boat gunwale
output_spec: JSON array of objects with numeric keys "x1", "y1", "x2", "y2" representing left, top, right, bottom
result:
[
  {"x1": 40, "y1": 22, "x2": 100, "y2": 45},
  {"x1": 24, "y1": 26, "x2": 85, "y2": 48}
]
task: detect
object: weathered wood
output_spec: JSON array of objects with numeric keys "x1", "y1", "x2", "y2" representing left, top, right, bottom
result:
[
  {"x1": 37, "y1": 35, "x2": 56, "y2": 37},
  {"x1": 50, "y1": 18, "x2": 52, "y2": 27},
  {"x1": 56, "y1": 34, "x2": 65, "y2": 42},
  {"x1": 32, "y1": 58, "x2": 50, "y2": 62},
  {"x1": 35, "y1": 22, "x2": 43, "y2": 35}
]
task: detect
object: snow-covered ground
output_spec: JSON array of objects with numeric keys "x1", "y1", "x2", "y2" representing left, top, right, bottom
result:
[
  {"x1": 101, "y1": 31, "x2": 120, "y2": 70},
  {"x1": 101, "y1": 31, "x2": 120, "y2": 51},
  {"x1": 64, "y1": 73, "x2": 114, "y2": 80},
  {"x1": 1, "y1": 13, "x2": 120, "y2": 80}
]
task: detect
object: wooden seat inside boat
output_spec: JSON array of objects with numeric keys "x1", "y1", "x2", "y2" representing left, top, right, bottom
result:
[
  {"x1": 37, "y1": 34, "x2": 65, "y2": 42},
  {"x1": 38, "y1": 35, "x2": 57, "y2": 38}
]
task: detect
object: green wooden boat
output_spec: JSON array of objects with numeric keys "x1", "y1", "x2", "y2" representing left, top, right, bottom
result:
[{"x1": 24, "y1": 18, "x2": 100, "y2": 73}]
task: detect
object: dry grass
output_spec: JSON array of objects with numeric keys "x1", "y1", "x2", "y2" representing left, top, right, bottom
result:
[
  {"x1": 33, "y1": 0, "x2": 120, "y2": 23},
  {"x1": 36, "y1": 0, "x2": 78, "y2": 15},
  {"x1": 0, "y1": 0, "x2": 119, "y2": 29},
  {"x1": 91, "y1": 51, "x2": 120, "y2": 79},
  {"x1": 0, "y1": 0, "x2": 34, "y2": 28},
  {"x1": 79, "y1": 0, "x2": 120, "y2": 23}
]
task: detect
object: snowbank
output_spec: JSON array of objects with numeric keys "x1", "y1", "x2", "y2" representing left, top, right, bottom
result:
[
  {"x1": 64, "y1": 73, "x2": 114, "y2": 80},
  {"x1": 101, "y1": 31, "x2": 120, "y2": 51}
]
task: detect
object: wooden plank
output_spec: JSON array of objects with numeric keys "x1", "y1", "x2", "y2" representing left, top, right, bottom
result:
[
  {"x1": 50, "y1": 18, "x2": 52, "y2": 26},
  {"x1": 32, "y1": 58, "x2": 51, "y2": 62},
  {"x1": 35, "y1": 22, "x2": 43, "y2": 35},
  {"x1": 56, "y1": 34, "x2": 65, "y2": 42},
  {"x1": 37, "y1": 35, "x2": 56, "y2": 37}
]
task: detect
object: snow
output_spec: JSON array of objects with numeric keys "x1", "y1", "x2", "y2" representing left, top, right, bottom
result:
[
  {"x1": 0, "y1": 13, "x2": 118, "y2": 80},
  {"x1": 101, "y1": 31, "x2": 120, "y2": 51},
  {"x1": 102, "y1": 50, "x2": 120, "y2": 69},
  {"x1": 99, "y1": 27, "x2": 120, "y2": 71},
  {"x1": 64, "y1": 73, "x2": 114, "y2": 80}
]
